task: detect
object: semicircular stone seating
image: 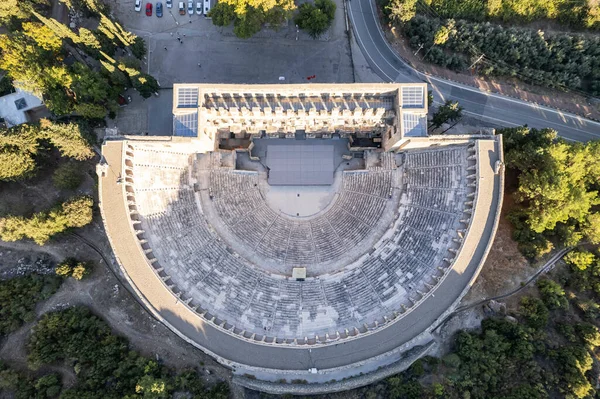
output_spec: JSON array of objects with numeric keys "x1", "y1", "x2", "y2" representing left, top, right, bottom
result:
[
  {"x1": 123, "y1": 142, "x2": 478, "y2": 345},
  {"x1": 205, "y1": 156, "x2": 394, "y2": 266}
]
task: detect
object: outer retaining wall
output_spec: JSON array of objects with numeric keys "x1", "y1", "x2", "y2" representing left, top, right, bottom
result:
[{"x1": 234, "y1": 340, "x2": 437, "y2": 395}]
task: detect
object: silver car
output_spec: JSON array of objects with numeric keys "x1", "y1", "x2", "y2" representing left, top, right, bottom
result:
[{"x1": 188, "y1": 0, "x2": 193, "y2": 14}]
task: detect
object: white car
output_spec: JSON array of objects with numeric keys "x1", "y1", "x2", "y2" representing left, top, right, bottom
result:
[
  {"x1": 134, "y1": 0, "x2": 142, "y2": 11},
  {"x1": 196, "y1": 1, "x2": 201, "y2": 14},
  {"x1": 188, "y1": 0, "x2": 193, "y2": 14},
  {"x1": 203, "y1": 0, "x2": 211, "y2": 16},
  {"x1": 166, "y1": 0, "x2": 172, "y2": 8}
]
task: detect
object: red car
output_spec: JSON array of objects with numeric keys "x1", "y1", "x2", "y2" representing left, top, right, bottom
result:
[{"x1": 145, "y1": 2, "x2": 152, "y2": 15}]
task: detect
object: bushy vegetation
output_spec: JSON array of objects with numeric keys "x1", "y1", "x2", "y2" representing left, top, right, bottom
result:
[
  {"x1": 285, "y1": 255, "x2": 600, "y2": 399},
  {"x1": 209, "y1": 0, "x2": 295, "y2": 38},
  {"x1": 0, "y1": 0, "x2": 157, "y2": 118},
  {"x1": 402, "y1": 16, "x2": 600, "y2": 94},
  {"x1": 23, "y1": 306, "x2": 230, "y2": 399},
  {"x1": 0, "y1": 195, "x2": 93, "y2": 245},
  {"x1": 0, "y1": 119, "x2": 94, "y2": 182},
  {"x1": 0, "y1": 362, "x2": 62, "y2": 399},
  {"x1": 55, "y1": 257, "x2": 92, "y2": 280},
  {"x1": 425, "y1": 0, "x2": 600, "y2": 29},
  {"x1": 0, "y1": 273, "x2": 62, "y2": 336},
  {"x1": 500, "y1": 126, "x2": 600, "y2": 259},
  {"x1": 295, "y1": 0, "x2": 337, "y2": 39}
]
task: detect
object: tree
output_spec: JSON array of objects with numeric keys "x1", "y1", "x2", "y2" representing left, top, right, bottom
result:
[
  {"x1": 56, "y1": 258, "x2": 91, "y2": 280},
  {"x1": 0, "y1": 273, "x2": 62, "y2": 335},
  {"x1": 53, "y1": 161, "x2": 85, "y2": 190},
  {"x1": 0, "y1": 123, "x2": 42, "y2": 181},
  {"x1": 0, "y1": 196, "x2": 93, "y2": 245},
  {"x1": 295, "y1": 0, "x2": 336, "y2": 39},
  {"x1": 519, "y1": 296, "x2": 549, "y2": 328},
  {"x1": 429, "y1": 99, "x2": 463, "y2": 132},
  {"x1": 564, "y1": 250, "x2": 596, "y2": 271},
  {"x1": 581, "y1": 213, "x2": 600, "y2": 244},
  {"x1": 210, "y1": 0, "x2": 295, "y2": 38},
  {"x1": 132, "y1": 73, "x2": 160, "y2": 98},
  {"x1": 130, "y1": 36, "x2": 146, "y2": 59},
  {"x1": 537, "y1": 279, "x2": 568, "y2": 310},
  {"x1": 233, "y1": 7, "x2": 264, "y2": 38},
  {"x1": 41, "y1": 119, "x2": 95, "y2": 161},
  {"x1": 385, "y1": 0, "x2": 417, "y2": 25},
  {"x1": 209, "y1": 2, "x2": 236, "y2": 25}
]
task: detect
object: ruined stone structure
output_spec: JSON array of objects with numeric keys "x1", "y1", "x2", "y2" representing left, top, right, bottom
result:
[
  {"x1": 172, "y1": 83, "x2": 429, "y2": 151},
  {"x1": 99, "y1": 83, "x2": 503, "y2": 383}
]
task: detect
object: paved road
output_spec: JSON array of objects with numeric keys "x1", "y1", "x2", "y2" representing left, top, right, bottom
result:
[{"x1": 347, "y1": 0, "x2": 600, "y2": 142}]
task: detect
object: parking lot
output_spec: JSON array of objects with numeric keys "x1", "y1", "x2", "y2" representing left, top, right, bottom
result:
[{"x1": 111, "y1": 0, "x2": 354, "y2": 135}]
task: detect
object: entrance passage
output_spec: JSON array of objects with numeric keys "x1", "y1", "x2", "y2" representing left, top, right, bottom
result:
[{"x1": 266, "y1": 143, "x2": 334, "y2": 185}]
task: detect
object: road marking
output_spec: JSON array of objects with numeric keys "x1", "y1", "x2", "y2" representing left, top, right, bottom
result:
[
  {"x1": 347, "y1": 1, "x2": 393, "y2": 81},
  {"x1": 351, "y1": 0, "x2": 600, "y2": 131}
]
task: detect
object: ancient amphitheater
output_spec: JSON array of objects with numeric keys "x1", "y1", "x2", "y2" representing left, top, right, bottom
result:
[{"x1": 99, "y1": 83, "x2": 504, "y2": 389}]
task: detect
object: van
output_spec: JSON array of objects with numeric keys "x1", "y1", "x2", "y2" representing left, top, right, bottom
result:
[
  {"x1": 178, "y1": 1, "x2": 185, "y2": 14},
  {"x1": 203, "y1": 0, "x2": 211, "y2": 17}
]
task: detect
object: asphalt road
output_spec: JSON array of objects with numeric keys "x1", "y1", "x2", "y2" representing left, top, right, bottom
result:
[{"x1": 347, "y1": 0, "x2": 600, "y2": 142}]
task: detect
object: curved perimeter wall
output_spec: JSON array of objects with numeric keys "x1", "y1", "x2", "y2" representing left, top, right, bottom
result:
[{"x1": 98, "y1": 135, "x2": 503, "y2": 377}]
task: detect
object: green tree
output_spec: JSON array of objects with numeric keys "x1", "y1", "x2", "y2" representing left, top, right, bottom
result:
[
  {"x1": 0, "y1": 123, "x2": 42, "y2": 181},
  {"x1": 429, "y1": 99, "x2": 463, "y2": 131},
  {"x1": 385, "y1": 0, "x2": 417, "y2": 25},
  {"x1": 209, "y1": 2, "x2": 236, "y2": 25},
  {"x1": 130, "y1": 36, "x2": 146, "y2": 59},
  {"x1": 0, "y1": 195, "x2": 93, "y2": 245},
  {"x1": 564, "y1": 250, "x2": 596, "y2": 271},
  {"x1": 34, "y1": 374, "x2": 62, "y2": 398},
  {"x1": 519, "y1": 296, "x2": 549, "y2": 328},
  {"x1": 537, "y1": 279, "x2": 568, "y2": 310},
  {"x1": 41, "y1": 119, "x2": 95, "y2": 161},
  {"x1": 53, "y1": 161, "x2": 85, "y2": 190},
  {"x1": 0, "y1": 274, "x2": 62, "y2": 335},
  {"x1": 56, "y1": 258, "x2": 92, "y2": 280},
  {"x1": 295, "y1": 0, "x2": 336, "y2": 39},
  {"x1": 132, "y1": 73, "x2": 160, "y2": 99}
]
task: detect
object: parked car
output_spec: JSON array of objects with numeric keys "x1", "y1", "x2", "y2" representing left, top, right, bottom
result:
[
  {"x1": 178, "y1": 1, "x2": 185, "y2": 14},
  {"x1": 134, "y1": 0, "x2": 142, "y2": 11},
  {"x1": 156, "y1": 1, "x2": 163, "y2": 16},
  {"x1": 166, "y1": 0, "x2": 172, "y2": 8},
  {"x1": 203, "y1": 0, "x2": 211, "y2": 16},
  {"x1": 188, "y1": 0, "x2": 193, "y2": 14},
  {"x1": 145, "y1": 2, "x2": 152, "y2": 15},
  {"x1": 196, "y1": 1, "x2": 201, "y2": 14}
]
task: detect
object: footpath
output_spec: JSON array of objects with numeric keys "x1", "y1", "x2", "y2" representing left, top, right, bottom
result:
[{"x1": 376, "y1": 15, "x2": 600, "y2": 121}]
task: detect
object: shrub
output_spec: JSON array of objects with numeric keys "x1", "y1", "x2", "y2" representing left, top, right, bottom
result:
[{"x1": 56, "y1": 258, "x2": 92, "y2": 280}]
